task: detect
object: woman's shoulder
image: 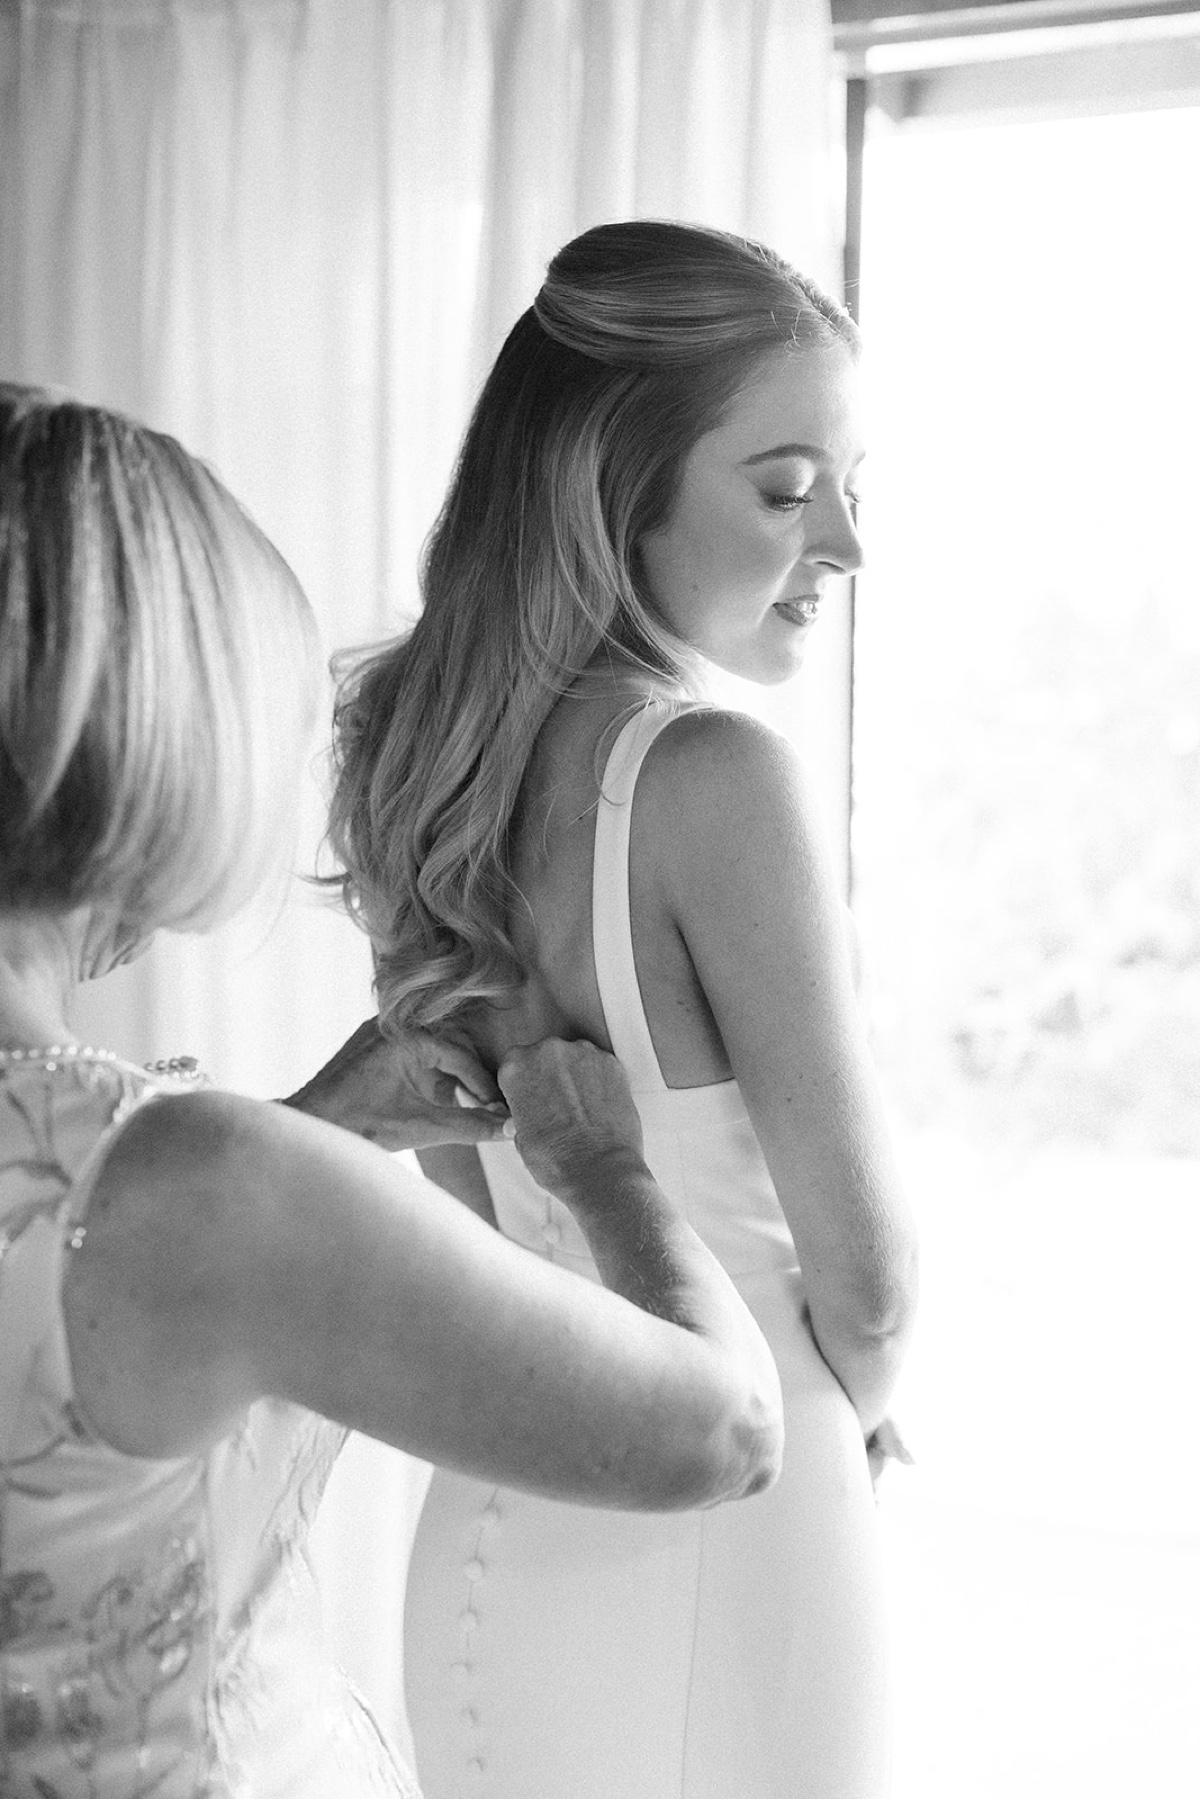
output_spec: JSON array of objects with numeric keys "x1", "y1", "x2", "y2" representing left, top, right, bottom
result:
[
  {"x1": 87, "y1": 1086, "x2": 323, "y2": 1261},
  {"x1": 65, "y1": 1088, "x2": 359, "y2": 1451},
  {"x1": 638, "y1": 703, "x2": 815, "y2": 836},
  {"x1": 105, "y1": 1083, "x2": 279, "y2": 1177},
  {"x1": 647, "y1": 700, "x2": 789, "y2": 758},
  {"x1": 629, "y1": 704, "x2": 838, "y2": 937}
]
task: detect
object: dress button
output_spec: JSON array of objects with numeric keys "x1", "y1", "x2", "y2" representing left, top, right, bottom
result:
[
  {"x1": 459, "y1": 1607, "x2": 479, "y2": 1634},
  {"x1": 467, "y1": 1758, "x2": 486, "y2": 1782},
  {"x1": 543, "y1": 1220, "x2": 562, "y2": 1246},
  {"x1": 465, "y1": 1559, "x2": 485, "y2": 1583},
  {"x1": 450, "y1": 1662, "x2": 471, "y2": 1687}
]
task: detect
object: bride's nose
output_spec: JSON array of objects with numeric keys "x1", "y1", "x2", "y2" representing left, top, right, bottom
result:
[{"x1": 804, "y1": 492, "x2": 864, "y2": 577}]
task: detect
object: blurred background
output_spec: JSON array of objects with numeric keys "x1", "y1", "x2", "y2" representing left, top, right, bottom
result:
[
  {"x1": 853, "y1": 95, "x2": 1200, "y2": 1796},
  {"x1": 2, "y1": 1, "x2": 1197, "y2": 1791}
]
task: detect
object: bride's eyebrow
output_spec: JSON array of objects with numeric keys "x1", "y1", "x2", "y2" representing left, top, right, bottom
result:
[
  {"x1": 742, "y1": 445, "x2": 867, "y2": 473},
  {"x1": 741, "y1": 442, "x2": 825, "y2": 466}
]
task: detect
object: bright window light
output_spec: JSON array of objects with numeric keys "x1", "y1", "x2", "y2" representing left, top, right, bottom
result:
[{"x1": 854, "y1": 104, "x2": 1200, "y2": 1798}]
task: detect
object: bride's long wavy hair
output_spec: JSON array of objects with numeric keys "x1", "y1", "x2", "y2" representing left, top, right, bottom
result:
[{"x1": 327, "y1": 220, "x2": 858, "y2": 1034}]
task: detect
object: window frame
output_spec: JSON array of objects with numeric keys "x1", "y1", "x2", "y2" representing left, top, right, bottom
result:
[{"x1": 832, "y1": 0, "x2": 1200, "y2": 903}]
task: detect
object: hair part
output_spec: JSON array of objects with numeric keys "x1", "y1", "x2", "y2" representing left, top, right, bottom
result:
[
  {"x1": 328, "y1": 220, "x2": 859, "y2": 1033},
  {"x1": 0, "y1": 384, "x2": 321, "y2": 944}
]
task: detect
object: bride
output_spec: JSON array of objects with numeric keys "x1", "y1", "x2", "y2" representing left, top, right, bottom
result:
[{"x1": 330, "y1": 219, "x2": 919, "y2": 1798}]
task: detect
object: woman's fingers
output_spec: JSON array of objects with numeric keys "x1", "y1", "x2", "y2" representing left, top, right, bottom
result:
[
  {"x1": 400, "y1": 1102, "x2": 515, "y2": 1150},
  {"x1": 429, "y1": 1037, "x2": 505, "y2": 1107},
  {"x1": 285, "y1": 1019, "x2": 510, "y2": 1148},
  {"x1": 864, "y1": 1416, "x2": 915, "y2": 1493},
  {"x1": 497, "y1": 1039, "x2": 645, "y2": 1195}
]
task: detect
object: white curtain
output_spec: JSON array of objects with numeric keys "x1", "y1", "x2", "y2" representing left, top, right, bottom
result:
[{"x1": 0, "y1": 0, "x2": 837, "y2": 1753}]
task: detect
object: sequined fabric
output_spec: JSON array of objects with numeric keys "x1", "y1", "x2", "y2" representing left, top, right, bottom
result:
[{"x1": 0, "y1": 1054, "x2": 420, "y2": 1798}]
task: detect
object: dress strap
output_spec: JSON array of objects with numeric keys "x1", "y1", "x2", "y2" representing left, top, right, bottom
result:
[
  {"x1": 0, "y1": 1212, "x2": 61, "y2": 1461},
  {"x1": 0, "y1": 1063, "x2": 167, "y2": 1460},
  {"x1": 592, "y1": 701, "x2": 702, "y2": 1093}
]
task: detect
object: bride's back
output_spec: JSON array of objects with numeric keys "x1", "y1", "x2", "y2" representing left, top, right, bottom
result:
[{"x1": 467, "y1": 676, "x2": 734, "y2": 1092}]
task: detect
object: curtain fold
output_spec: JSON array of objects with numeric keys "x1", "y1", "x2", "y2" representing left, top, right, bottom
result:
[{"x1": 0, "y1": 0, "x2": 836, "y2": 1752}]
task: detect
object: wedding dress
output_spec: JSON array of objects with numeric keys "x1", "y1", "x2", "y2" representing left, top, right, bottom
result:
[{"x1": 405, "y1": 703, "x2": 889, "y2": 1799}]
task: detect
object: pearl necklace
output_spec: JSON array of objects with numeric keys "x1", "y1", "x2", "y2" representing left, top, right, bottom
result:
[
  {"x1": 0, "y1": 1045, "x2": 201, "y2": 1078},
  {"x1": 0, "y1": 1043, "x2": 118, "y2": 1070}
]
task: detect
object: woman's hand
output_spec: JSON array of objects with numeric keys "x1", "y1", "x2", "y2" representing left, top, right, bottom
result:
[
  {"x1": 497, "y1": 1037, "x2": 647, "y2": 1201},
  {"x1": 864, "y1": 1416, "x2": 914, "y2": 1493},
  {"x1": 282, "y1": 1017, "x2": 512, "y2": 1150}
]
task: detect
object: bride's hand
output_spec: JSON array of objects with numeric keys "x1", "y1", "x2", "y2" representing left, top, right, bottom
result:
[
  {"x1": 865, "y1": 1416, "x2": 914, "y2": 1493},
  {"x1": 282, "y1": 1017, "x2": 512, "y2": 1150}
]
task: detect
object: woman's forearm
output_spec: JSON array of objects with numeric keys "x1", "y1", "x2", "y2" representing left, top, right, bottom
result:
[
  {"x1": 803, "y1": 1290, "x2": 916, "y2": 1438},
  {"x1": 566, "y1": 1152, "x2": 750, "y2": 1329},
  {"x1": 489, "y1": 1040, "x2": 784, "y2": 1504},
  {"x1": 540, "y1": 1145, "x2": 785, "y2": 1505}
]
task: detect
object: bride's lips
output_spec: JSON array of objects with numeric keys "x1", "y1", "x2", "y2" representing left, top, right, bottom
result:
[{"x1": 772, "y1": 597, "x2": 821, "y2": 626}]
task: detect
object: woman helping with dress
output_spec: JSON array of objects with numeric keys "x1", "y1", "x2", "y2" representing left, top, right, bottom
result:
[
  {"x1": 0, "y1": 384, "x2": 783, "y2": 1797},
  {"x1": 330, "y1": 221, "x2": 920, "y2": 1799}
]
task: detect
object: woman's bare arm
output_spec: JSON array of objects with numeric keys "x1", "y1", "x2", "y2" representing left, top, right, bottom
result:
[
  {"x1": 63, "y1": 1040, "x2": 782, "y2": 1510},
  {"x1": 645, "y1": 709, "x2": 919, "y2": 1437}
]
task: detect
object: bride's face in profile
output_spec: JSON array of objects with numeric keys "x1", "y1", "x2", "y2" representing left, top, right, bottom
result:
[{"x1": 638, "y1": 341, "x2": 865, "y2": 686}]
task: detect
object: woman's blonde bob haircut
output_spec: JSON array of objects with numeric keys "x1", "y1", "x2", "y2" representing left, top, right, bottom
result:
[
  {"x1": 329, "y1": 220, "x2": 859, "y2": 1034},
  {"x1": 0, "y1": 385, "x2": 320, "y2": 946}
]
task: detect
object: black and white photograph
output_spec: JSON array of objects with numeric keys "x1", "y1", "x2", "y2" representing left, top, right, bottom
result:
[{"x1": 1, "y1": 2, "x2": 1196, "y2": 1795}]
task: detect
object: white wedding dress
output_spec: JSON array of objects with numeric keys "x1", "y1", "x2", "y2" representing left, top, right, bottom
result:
[{"x1": 404, "y1": 703, "x2": 890, "y2": 1799}]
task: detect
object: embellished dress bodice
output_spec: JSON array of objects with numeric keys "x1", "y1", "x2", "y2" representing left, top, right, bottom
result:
[{"x1": 0, "y1": 1052, "x2": 418, "y2": 1798}]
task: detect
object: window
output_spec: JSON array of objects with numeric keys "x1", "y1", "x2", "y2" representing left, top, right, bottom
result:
[{"x1": 840, "y1": 11, "x2": 1200, "y2": 1791}]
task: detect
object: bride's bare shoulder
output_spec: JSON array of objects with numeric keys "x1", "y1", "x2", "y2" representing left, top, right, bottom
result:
[{"x1": 641, "y1": 704, "x2": 812, "y2": 818}]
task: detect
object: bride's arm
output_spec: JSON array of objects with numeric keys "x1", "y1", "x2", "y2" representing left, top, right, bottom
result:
[{"x1": 645, "y1": 708, "x2": 919, "y2": 1438}]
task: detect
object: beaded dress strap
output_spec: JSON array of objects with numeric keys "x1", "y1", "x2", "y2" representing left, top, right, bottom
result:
[
  {"x1": 0, "y1": 1049, "x2": 204, "y2": 1456},
  {"x1": 592, "y1": 703, "x2": 703, "y2": 1093}
]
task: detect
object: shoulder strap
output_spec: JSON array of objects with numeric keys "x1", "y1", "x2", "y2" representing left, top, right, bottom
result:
[
  {"x1": 0, "y1": 1212, "x2": 63, "y2": 1461},
  {"x1": 592, "y1": 702, "x2": 702, "y2": 1092},
  {"x1": 0, "y1": 1073, "x2": 162, "y2": 1461}
]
